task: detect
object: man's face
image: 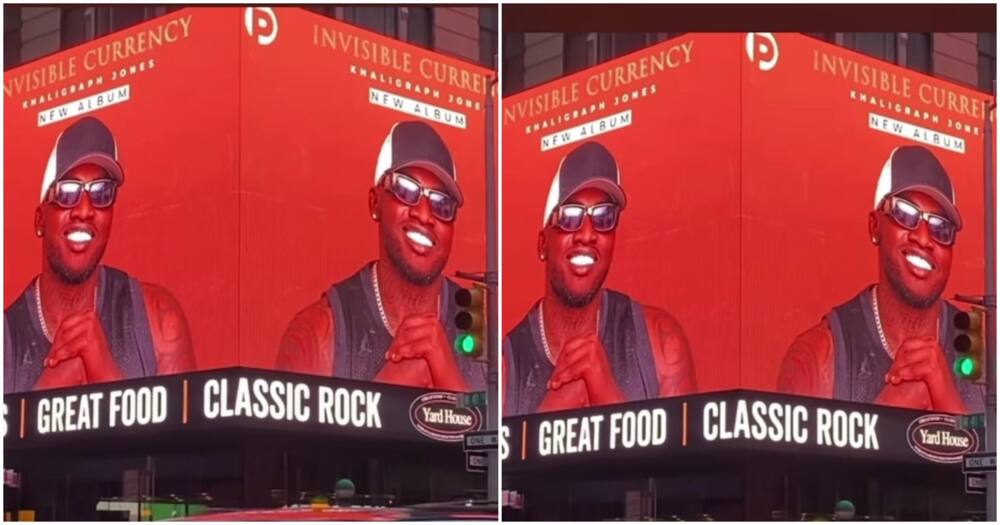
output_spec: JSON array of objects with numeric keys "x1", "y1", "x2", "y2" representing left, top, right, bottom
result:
[
  {"x1": 543, "y1": 187, "x2": 617, "y2": 308},
  {"x1": 377, "y1": 166, "x2": 456, "y2": 286},
  {"x1": 878, "y1": 190, "x2": 954, "y2": 309},
  {"x1": 38, "y1": 164, "x2": 115, "y2": 284}
]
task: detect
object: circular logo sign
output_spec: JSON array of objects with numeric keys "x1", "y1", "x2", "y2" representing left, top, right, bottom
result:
[
  {"x1": 906, "y1": 414, "x2": 978, "y2": 463},
  {"x1": 244, "y1": 7, "x2": 278, "y2": 46},
  {"x1": 409, "y1": 392, "x2": 482, "y2": 442},
  {"x1": 745, "y1": 32, "x2": 779, "y2": 72}
]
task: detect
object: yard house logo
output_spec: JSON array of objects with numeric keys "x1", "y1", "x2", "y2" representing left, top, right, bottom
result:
[
  {"x1": 906, "y1": 414, "x2": 978, "y2": 464},
  {"x1": 409, "y1": 392, "x2": 481, "y2": 442},
  {"x1": 244, "y1": 7, "x2": 278, "y2": 46},
  {"x1": 745, "y1": 33, "x2": 779, "y2": 71}
]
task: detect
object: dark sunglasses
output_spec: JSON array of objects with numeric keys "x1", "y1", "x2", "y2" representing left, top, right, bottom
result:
[
  {"x1": 882, "y1": 196, "x2": 956, "y2": 246},
  {"x1": 47, "y1": 179, "x2": 119, "y2": 209},
  {"x1": 551, "y1": 203, "x2": 620, "y2": 233},
  {"x1": 384, "y1": 172, "x2": 457, "y2": 222}
]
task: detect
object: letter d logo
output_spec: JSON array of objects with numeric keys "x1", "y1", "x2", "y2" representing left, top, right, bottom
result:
[
  {"x1": 746, "y1": 33, "x2": 778, "y2": 71},
  {"x1": 245, "y1": 7, "x2": 278, "y2": 46}
]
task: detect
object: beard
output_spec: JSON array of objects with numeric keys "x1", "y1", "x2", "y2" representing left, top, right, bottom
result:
[
  {"x1": 382, "y1": 227, "x2": 446, "y2": 286},
  {"x1": 44, "y1": 236, "x2": 105, "y2": 285},
  {"x1": 548, "y1": 262, "x2": 609, "y2": 308},
  {"x1": 882, "y1": 247, "x2": 946, "y2": 309}
]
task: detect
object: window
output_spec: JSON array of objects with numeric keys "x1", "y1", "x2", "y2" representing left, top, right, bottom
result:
[
  {"x1": 59, "y1": 7, "x2": 93, "y2": 49},
  {"x1": 842, "y1": 32, "x2": 897, "y2": 63},
  {"x1": 335, "y1": 6, "x2": 435, "y2": 50},
  {"x1": 479, "y1": 6, "x2": 498, "y2": 69},
  {"x1": 341, "y1": 7, "x2": 398, "y2": 39},
  {"x1": 806, "y1": 32, "x2": 836, "y2": 43},
  {"x1": 978, "y1": 32, "x2": 996, "y2": 93},
  {"x1": 564, "y1": 32, "x2": 682, "y2": 75},
  {"x1": 563, "y1": 33, "x2": 589, "y2": 75},
  {"x1": 502, "y1": 33, "x2": 525, "y2": 96},
  {"x1": 905, "y1": 33, "x2": 932, "y2": 74},
  {"x1": 402, "y1": 7, "x2": 433, "y2": 48},
  {"x1": 4, "y1": 5, "x2": 22, "y2": 69}
]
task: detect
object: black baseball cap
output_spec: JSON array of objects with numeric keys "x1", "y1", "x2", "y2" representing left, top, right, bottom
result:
[
  {"x1": 40, "y1": 116, "x2": 123, "y2": 203},
  {"x1": 374, "y1": 121, "x2": 463, "y2": 206},
  {"x1": 874, "y1": 145, "x2": 961, "y2": 229},
  {"x1": 542, "y1": 141, "x2": 626, "y2": 226}
]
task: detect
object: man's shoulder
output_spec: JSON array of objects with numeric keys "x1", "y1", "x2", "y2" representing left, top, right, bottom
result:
[
  {"x1": 328, "y1": 263, "x2": 373, "y2": 292},
  {"x1": 614, "y1": 290, "x2": 681, "y2": 331},
  {"x1": 4, "y1": 277, "x2": 37, "y2": 315},
  {"x1": 105, "y1": 265, "x2": 173, "y2": 302},
  {"x1": 634, "y1": 302, "x2": 680, "y2": 326},
  {"x1": 504, "y1": 301, "x2": 540, "y2": 343},
  {"x1": 291, "y1": 296, "x2": 334, "y2": 330},
  {"x1": 828, "y1": 286, "x2": 874, "y2": 315},
  {"x1": 787, "y1": 318, "x2": 834, "y2": 361},
  {"x1": 134, "y1": 279, "x2": 185, "y2": 316}
]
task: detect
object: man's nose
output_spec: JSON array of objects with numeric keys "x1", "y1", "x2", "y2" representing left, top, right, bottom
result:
[
  {"x1": 907, "y1": 218, "x2": 935, "y2": 249},
  {"x1": 408, "y1": 194, "x2": 436, "y2": 225},
  {"x1": 70, "y1": 191, "x2": 96, "y2": 220},
  {"x1": 572, "y1": 215, "x2": 597, "y2": 244}
]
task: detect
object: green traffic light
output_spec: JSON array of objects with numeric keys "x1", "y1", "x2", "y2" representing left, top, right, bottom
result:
[
  {"x1": 955, "y1": 356, "x2": 977, "y2": 377},
  {"x1": 456, "y1": 334, "x2": 477, "y2": 354}
]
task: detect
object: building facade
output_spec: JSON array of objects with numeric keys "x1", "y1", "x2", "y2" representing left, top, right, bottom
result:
[
  {"x1": 503, "y1": 32, "x2": 995, "y2": 96},
  {"x1": 4, "y1": 5, "x2": 498, "y2": 71}
]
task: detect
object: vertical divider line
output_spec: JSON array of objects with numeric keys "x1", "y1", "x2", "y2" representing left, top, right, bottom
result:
[
  {"x1": 682, "y1": 402, "x2": 688, "y2": 446},
  {"x1": 521, "y1": 420, "x2": 527, "y2": 460}
]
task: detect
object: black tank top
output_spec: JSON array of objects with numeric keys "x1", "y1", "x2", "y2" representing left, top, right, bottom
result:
[
  {"x1": 3, "y1": 266, "x2": 158, "y2": 394},
  {"x1": 503, "y1": 289, "x2": 659, "y2": 416},
  {"x1": 828, "y1": 286, "x2": 986, "y2": 412},
  {"x1": 325, "y1": 262, "x2": 487, "y2": 391}
]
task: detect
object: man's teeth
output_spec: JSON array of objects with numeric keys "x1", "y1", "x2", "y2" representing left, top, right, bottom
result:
[
  {"x1": 66, "y1": 231, "x2": 92, "y2": 243},
  {"x1": 570, "y1": 254, "x2": 595, "y2": 267},
  {"x1": 406, "y1": 231, "x2": 434, "y2": 248},
  {"x1": 906, "y1": 254, "x2": 933, "y2": 271}
]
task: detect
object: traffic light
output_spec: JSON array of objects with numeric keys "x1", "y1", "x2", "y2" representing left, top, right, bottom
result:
[
  {"x1": 952, "y1": 309, "x2": 986, "y2": 382},
  {"x1": 454, "y1": 285, "x2": 486, "y2": 359}
]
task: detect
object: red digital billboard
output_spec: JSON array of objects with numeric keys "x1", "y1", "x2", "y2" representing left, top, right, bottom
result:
[
  {"x1": 4, "y1": 7, "x2": 495, "y2": 395},
  {"x1": 4, "y1": 9, "x2": 240, "y2": 393},
  {"x1": 240, "y1": 7, "x2": 494, "y2": 393},
  {"x1": 502, "y1": 33, "x2": 994, "y2": 416}
]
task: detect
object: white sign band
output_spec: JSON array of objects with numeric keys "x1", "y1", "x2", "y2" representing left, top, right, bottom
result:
[
  {"x1": 369, "y1": 87, "x2": 467, "y2": 129},
  {"x1": 868, "y1": 112, "x2": 966, "y2": 154},
  {"x1": 540, "y1": 110, "x2": 632, "y2": 152},
  {"x1": 37, "y1": 85, "x2": 131, "y2": 127}
]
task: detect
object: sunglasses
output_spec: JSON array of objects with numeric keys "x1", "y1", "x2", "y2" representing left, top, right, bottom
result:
[
  {"x1": 882, "y1": 196, "x2": 956, "y2": 246},
  {"x1": 47, "y1": 179, "x2": 119, "y2": 209},
  {"x1": 384, "y1": 172, "x2": 458, "y2": 222},
  {"x1": 551, "y1": 203, "x2": 620, "y2": 233}
]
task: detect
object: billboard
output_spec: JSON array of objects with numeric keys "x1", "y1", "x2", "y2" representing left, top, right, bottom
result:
[
  {"x1": 3, "y1": 368, "x2": 484, "y2": 449},
  {"x1": 501, "y1": 390, "x2": 984, "y2": 474},
  {"x1": 502, "y1": 33, "x2": 994, "y2": 416},
  {"x1": 239, "y1": 7, "x2": 494, "y2": 393},
  {"x1": 4, "y1": 9, "x2": 239, "y2": 393},
  {"x1": 4, "y1": 7, "x2": 495, "y2": 396}
]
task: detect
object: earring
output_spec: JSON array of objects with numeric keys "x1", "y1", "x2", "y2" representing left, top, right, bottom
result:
[
  {"x1": 372, "y1": 213, "x2": 379, "y2": 221},
  {"x1": 872, "y1": 236, "x2": 879, "y2": 245},
  {"x1": 539, "y1": 253, "x2": 546, "y2": 261},
  {"x1": 36, "y1": 229, "x2": 43, "y2": 237}
]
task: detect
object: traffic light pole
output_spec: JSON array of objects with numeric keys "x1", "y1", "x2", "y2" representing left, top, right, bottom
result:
[
  {"x1": 983, "y1": 93, "x2": 996, "y2": 523},
  {"x1": 485, "y1": 76, "x2": 499, "y2": 504}
]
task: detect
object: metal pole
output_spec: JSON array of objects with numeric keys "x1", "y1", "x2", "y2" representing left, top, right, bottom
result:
[
  {"x1": 485, "y1": 75, "x2": 499, "y2": 504},
  {"x1": 983, "y1": 90, "x2": 996, "y2": 522}
]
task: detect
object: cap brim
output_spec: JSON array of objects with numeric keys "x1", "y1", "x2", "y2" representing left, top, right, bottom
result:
[
  {"x1": 890, "y1": 184, "x2": 962, "y2": 230},
  {"x1": 59, "y1": 153, "x2": 124, "y2": 186},
  {"x1": 386, "y1": 160, "x2": 463, "y2": 206},
  {"x1": 562, "y1": 178, "x2": 627, "y2": 210}
]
